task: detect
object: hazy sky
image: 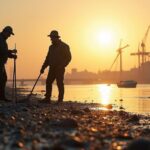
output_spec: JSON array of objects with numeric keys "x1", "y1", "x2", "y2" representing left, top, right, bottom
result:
[{"x1": 1, "y1": 0, "x2": 150, "y2": 78}]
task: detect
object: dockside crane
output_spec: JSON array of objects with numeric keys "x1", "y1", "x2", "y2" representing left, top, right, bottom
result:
[
  {"x1": 131, "y1": 25, "x2": 150, "y2": 68},
  {"x1": 109, "y1": 39, "x2": 129, "y2": 79}
]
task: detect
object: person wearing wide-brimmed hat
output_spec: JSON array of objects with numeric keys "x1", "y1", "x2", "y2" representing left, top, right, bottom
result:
[
  {"x1": 0, "y1": 26, "x2": 17, "y2": 102},
  {"x1": 40, "y1": 30, "x2": 71, "y2": 103}
]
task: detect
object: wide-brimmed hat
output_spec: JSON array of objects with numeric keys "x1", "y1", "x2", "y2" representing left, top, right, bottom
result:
[
  {"x1": 3, "y1": 26, "x2": 14, "y2": 35},
  {"x1": 48, "y1": 30, "x2": 60, "y2": 38}
]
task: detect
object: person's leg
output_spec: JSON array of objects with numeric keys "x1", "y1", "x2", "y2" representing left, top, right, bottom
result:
[
  {"x1": 56, "y1": 68, "x2": 65, "y2": 102},
  {"x1": 0, "y1": 65, "x2": 4, "y2": 99},
  {"x1": 0, "y1": 65, "x2": 7, "y2": 100},
  {"x1": 45, "y1": 68, "x2": 56, "y2": 100}
]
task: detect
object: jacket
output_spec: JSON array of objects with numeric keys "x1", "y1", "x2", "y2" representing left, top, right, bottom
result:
[
  {"x1": 42, "y1": 40, "x2": 71, "y2": 69},
  {"x1": 0, "y1": 33, "x2": 14, "y2": 64}
]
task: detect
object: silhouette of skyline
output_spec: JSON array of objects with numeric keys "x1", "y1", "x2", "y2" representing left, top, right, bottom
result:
[
  {"x1": 65, "y1": 62, "x2": 150, "y2": 84},
  {"x1": 8, "y1": 61, "x2": 150, "y2": 84}
]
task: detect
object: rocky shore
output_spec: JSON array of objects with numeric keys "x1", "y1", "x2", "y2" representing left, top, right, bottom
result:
[{"x1": 0, "y1": 95, "x2": 150, "y2": 150}]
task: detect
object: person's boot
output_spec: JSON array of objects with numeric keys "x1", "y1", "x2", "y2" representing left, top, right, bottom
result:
[
  {"x1": 56, "y1": 99, "x2": 63, "y2": 104},
  {"x1": 4, "y1": 98, "x2": 12, "y2": 102},
  {"x1": 39, "y1": 97, "x2": 51, "y2": 103},
  {"x1": 0, "y1": 97, "x2": 12, "y2": 102}
]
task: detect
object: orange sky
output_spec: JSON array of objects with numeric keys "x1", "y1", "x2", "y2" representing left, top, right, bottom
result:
[{"x1": 1, "y1": 0, "x2": 150, "y2": 79}]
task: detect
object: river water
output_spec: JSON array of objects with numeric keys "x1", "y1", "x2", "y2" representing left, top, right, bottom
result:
[{"x1": 15, "y1": 83, "x2": 150, "y2": 114}]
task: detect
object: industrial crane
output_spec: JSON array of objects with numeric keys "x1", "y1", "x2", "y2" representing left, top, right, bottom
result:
[
  {"x1": 131, "y1": 25, "x2": 150, "y2": 68},
  {"x1": 141, "y1": 25, "x2": 150, "y2": 51},
  {"x1": 109, "y1": 39, "x2": 129, "y2": 78}
]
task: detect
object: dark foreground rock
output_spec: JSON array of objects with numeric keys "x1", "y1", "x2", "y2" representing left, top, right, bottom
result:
[{"x1": 0, "y1": 100, "x2": 149, "y2": 150}]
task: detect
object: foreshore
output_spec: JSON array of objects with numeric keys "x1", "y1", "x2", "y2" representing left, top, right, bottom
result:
[{"x1": 0, "y1": 87, "x2": 150, "y2": 149}]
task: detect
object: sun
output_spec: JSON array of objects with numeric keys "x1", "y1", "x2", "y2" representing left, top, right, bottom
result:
[
  {"x1": 96, "y1": 29, "x2": 115, "y2": 46},
  {"x1": 85, "y1": 25, "x2": 118, "y2": 53}
]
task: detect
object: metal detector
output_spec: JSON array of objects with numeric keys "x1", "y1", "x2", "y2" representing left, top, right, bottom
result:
[{"x1": 25, "y1": 73, "x2": 42, "y2": 102}]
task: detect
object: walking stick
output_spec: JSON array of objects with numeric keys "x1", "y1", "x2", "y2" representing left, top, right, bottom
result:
[
  {"x1": 12, "y1": 44, "x2": 17, "y2": 103},
  {"x1": 14, "y1": 58, "x2": 17, "y2": 102},
  {"x1": 12, "y1": 63, "x2": 15, "y2": 101}
]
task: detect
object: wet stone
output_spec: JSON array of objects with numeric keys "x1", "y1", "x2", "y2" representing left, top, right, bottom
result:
[
  {"x1": 0, "y1": 112, "x2": 6, "y2": 119},
  {"x1": 61, "y1": 138, "x2": 87, "y2": 148},
  {"x1": 83, "y1": 107, "x2": 91, "y2": 113},
  {"x1": 11, "y1": 141, "x2": 24, "y2": 148},
  {"x1": 49, "y1": 118, "x2": 78, "y2": 128},
  {"x1": 71, "y1": 109, "x2": 84, "y2": 115},
  {"x1": 140, "y1": 128, "x2": 150, "y2": 137},
  {"x1": 50, "y1": 144, "x2": 65, "y2": 150},
  {"x1": 127, "y1": 115, "x2": 140, "y2": 123},
  {"x1": 21, "y1": 107, "x2": 29, "y2": 112},
  {"x1": 0, "y1": 119, "x2": 6, "y2": 127}
]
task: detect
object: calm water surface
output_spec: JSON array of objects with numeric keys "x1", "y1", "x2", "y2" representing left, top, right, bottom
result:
[{"x1": 17, "y1": 83, "x2": 150, "y2": 114}]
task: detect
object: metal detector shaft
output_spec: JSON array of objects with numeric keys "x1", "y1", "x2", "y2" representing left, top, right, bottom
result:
[{"x1": 27, "y1": 73, "x2": 42, "y2": 100}]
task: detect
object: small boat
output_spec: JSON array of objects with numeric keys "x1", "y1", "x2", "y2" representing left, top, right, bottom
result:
[{"x1": 117, "y1": 80, "x2": 137, "y2": 88}]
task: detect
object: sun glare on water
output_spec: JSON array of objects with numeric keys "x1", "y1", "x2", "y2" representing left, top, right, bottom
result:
[{"x1": 98, "y1": 84, "x2": 111, "y2": 105}]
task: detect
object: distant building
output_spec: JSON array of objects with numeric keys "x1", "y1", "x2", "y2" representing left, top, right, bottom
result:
[
  {"x1": 65, "y1": 62, "x2": 150, "y2": 84},
  {"x1": 65, "y1": 68, "x2": 100, "y2": 84}
]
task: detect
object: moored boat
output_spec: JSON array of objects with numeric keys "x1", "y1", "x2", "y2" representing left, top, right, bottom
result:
[{"x1": 117, "y1": 80, "x2": 137, "y2": 88}]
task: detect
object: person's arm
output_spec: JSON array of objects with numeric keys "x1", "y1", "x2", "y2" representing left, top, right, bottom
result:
[
  {"x1": 0, "y1": 42, "x2": 17, "y2": 59},
  {"x1": 8, "y1": 49, "x2": 17, "y2": 58},
  {"x1": 40, "y1": 48, "x2": 50, "y2": 73},
  {"x1": 8, "y1": 49, "x2": 17, "y2": 54}
]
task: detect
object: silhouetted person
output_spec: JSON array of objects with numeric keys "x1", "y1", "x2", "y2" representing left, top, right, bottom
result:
[
  {"x1": 0, "y1": 26, "x2": 17, "y2": 102},
  {"x1": 40, "y1": 30, "x2": 71, "y2": 103}
]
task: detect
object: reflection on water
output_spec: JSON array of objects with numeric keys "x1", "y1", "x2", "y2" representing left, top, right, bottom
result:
[
  {"x1": 16, "y1": 83, "x2": 150, "y2": 114},
  {"x1": 98, "y1": 84, "x2": 111, "y2": 105}
]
